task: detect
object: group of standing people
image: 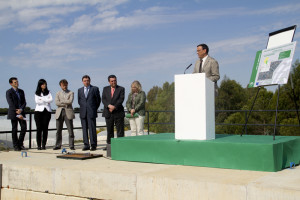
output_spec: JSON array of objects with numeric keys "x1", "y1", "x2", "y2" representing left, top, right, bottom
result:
[
  {"x1": 6, "y1": 75, "x2": 147, "y2": 151},
  {"x1": 6, "y1": 43, "x2": 219, "y2": 152},
  {"x1": 77, "y1": 75, "x2": 146, "y2": 151}
]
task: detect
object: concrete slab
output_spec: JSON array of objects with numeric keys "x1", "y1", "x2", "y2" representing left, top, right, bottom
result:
[
  {"x1": 1, "y1": 140, "x2": 300, "y2": 200},
  {"x1": 1, "y1": 188, "x2": 87, "y2": 200},
  {"x1": 247, "y1": 166, "x2": 300, "y2": 200}
]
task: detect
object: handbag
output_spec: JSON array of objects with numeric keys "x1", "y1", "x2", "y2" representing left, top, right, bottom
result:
[{"x1": 125, "y1": 113, "x2": 139, "y2": 118}]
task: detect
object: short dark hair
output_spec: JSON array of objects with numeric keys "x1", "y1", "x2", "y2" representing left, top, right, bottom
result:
[
  {"x1": 197, "y1": 44, "x2": 209, "y2": 54},
  {"x1": 108, "y1": 75, "x2": 117, "y2": 81},
  {"x1": 59, "y1": 79, "x2": 68, "y2": 85},
  {"x1": 82, "y1": 75, "x2": 90, "y2": 81},
  {"x1": 9, "y1": 77, "x2": 17, "y2": 84}
]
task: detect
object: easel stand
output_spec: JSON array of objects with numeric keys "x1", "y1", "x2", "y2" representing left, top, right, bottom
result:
[
  {"x1": 242, "y1": 85, "x2": 280, "y2": 140},
  {"x1": 242, "y1": 87, "x2": 261, "y2": 136},
  {"x1": 273, "y1": 85, "x2": 280, "y2": 140},
  {"x1": 244, "y1": 24, "x2": 299, "y2": 139},
  {"x1": 243, "y1": 80, "x2": 300, "y2": 140}
]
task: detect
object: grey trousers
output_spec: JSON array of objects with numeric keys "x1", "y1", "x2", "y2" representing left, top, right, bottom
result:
[
  {"x1": 80, "y1": 117, "x2": 97, "y2": 148},
  {"x1": 55, "y1": 109, "x2": 75, "y2": 148}
]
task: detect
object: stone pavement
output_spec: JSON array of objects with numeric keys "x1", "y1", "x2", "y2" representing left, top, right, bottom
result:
[{"x1": 0, "y1": 139, "x2": 300, "y2": 200}]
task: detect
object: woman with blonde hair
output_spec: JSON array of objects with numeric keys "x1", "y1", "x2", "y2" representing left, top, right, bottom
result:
[{"x1": 126, "y1": 80, "x2": 146, "y2": 136}]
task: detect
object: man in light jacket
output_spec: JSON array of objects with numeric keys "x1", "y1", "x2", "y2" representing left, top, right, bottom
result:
[{"x1": 53, "y1": 79, "x2": 75, "y2": 150}]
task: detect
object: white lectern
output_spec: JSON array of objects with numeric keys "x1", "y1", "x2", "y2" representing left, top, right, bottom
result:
[{"x1": 175, "y1": 73, "x2": 215, "y2": 140}]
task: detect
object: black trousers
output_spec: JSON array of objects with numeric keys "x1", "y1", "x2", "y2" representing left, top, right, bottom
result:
[
  {"x1": 11, "y1": 118, "x2": 27, "y2": 148},
  {"x1": 105, "y1": 115, "x2": 124, "y2": 144},
  {"x1": 34, "y1": 109, "x2": 51, "y2": 147}
]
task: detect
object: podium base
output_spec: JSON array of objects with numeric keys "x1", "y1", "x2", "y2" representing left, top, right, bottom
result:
[{"x1": 111, "y1": 133, "x2": 300, "y2": 172}]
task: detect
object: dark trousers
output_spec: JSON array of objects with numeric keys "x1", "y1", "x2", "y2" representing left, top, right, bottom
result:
[
  {"x1": 55, "y1": 109, "x2": 74, "y2": 148},
  {"x1": 105, "y1": 115, "x2": 124, "y2": 144},
  {"x1": 80, "y1": 117, "x2": 97, "y2": 148},
  {"x1": 11, "y1": 119, "x2": 27, "y2": 148},
  {"x1": 34, "y1": 109, "x2": 51, "y2": 148}
]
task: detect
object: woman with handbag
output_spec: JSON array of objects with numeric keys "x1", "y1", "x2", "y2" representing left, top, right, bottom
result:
[{"x1": 126, "y1": 80, "x2": 146, "y2": 136}]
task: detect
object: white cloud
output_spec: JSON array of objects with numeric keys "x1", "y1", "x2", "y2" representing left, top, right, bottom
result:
[
  {"x1": 96, "y1": 0, "x2": 128, "y2": 12},
  {"x1": 5, "y1": 1, "x2": 300, "y2": 72},
  {"x1": 17, "y1": 6, "x2": 83, "y2": 23},
  {"x1": 50, "y1": 2, "x2": 300, "y2": 37},
  {"x1": 210, "y1": 35, "x2": 266, "y2": 53},
  {"x1": 112, "y1": 34, "x2": 268, "y2": 78},
  {"x1": 0, "y1": 0, "x2": 128, "y2": 30},
  {"x1": 96, "y1": 10, "x2": 119, "y2": 19},
  {"x1": 0, "y1": 0, "x2": 105, "y2": 10},
  {"x1": 13, "y1": 34, "x2": 95, "y2": 69},
  {"x1": 247, "y1": 3, "x2": 300, "y2": 15}
]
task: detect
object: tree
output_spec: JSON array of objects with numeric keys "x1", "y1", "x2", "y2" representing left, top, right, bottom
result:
[
  {"x1": 242, "y1": 87, "x2": 274, "y2": 135},
  {"x1": 215, "y1": 76, "x2": 246, "y2": 132},
  {"x1": 270, "y1": 60, "x2": 300, "y2": 135},
  {"x1": 146, "y1": 82, "x2": 175, "y2": 133},
  {"x1": 218, "y1": 60, "x2": 300, "y2": 136}
]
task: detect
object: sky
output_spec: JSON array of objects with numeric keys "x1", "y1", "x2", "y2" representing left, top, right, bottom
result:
[{"x1": 1, "y1": 0, "x2": 300, "y2": 109}]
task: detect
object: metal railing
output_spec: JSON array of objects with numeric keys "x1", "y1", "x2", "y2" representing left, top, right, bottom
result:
[
  {"x1": 0, "y1": 111, "x2": 107, "y2": 149},
  {"x1": 1, "y1": 109, "x2": 299, "y2": 149},
  {"x1": 145, "y1": 110, "x2": 300, "y2": 134}
]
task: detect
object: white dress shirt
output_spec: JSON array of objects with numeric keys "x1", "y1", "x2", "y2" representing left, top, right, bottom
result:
[{"x1": 35, "y1": 92, "x2": 53, "y2": 112}]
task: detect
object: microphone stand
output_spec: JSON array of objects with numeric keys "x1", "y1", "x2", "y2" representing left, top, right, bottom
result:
[{"x1": 184, "y1": 63, "x2": 193, "y2": 74}]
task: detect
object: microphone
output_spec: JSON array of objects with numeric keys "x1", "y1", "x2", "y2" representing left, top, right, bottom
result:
[{"x1": 184, "y1": 63, "x2": 193, "y2": 74}]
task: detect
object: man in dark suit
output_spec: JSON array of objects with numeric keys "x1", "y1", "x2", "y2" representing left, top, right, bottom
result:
[
  {"x1": 102, "y1": 75, "x2": 125, "y2": 149},
  {"x1": 78, "y1": 75, "x2": 101, "y2": 151},
  {"x1": 6, "y1": 77, "x2": 27, "y2": 151}
]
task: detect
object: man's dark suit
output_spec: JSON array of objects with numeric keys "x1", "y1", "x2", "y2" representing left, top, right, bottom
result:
[
  {"x1": 78, "y1": 85, "x2": 101, "y2": 148},
  {"x1": 102, "y1": 85, "x2": 125, "y2": 144},
  {"x1": 6, "y1": 88, "x2": 27, "y2": 149}
]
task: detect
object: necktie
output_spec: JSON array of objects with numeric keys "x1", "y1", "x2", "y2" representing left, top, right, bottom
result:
[
  {"x1": 84, "y1": 87, "x2": 88, "y2": 98},
  {"x1": 16, "y1": 90, "x2": 21, "y2": 107},
  {"x1": 111, "y1": 88, "x2": 115, "y2": 98},
  {"x1": 199, "y1": 59, "x2": 203, "y2": 72},
  {"x1": 15, "y1": 90, "x2": 21, "y2": 99}
]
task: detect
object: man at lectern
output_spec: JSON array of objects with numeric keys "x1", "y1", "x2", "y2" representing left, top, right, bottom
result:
[{"x1": 193, "y1": 43, "x2": 220, "y2": 94}]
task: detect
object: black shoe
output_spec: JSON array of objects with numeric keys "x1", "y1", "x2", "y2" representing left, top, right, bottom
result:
[
  {"x1": 53, "y1": 146, "x2": 61, "y2": 150},
  {"x1": 14, "y1": 147, "x2": 21, "y2": 151},
  {"x1": 90, "y1": 146, "x2": 97, "y2": 151},
  {"x1": 20, "y1": 146, "x2": 26, "y2": 150},
  {"x1": 82, "y1": 146, "x2": 90, "y2": 151},
  {"x1": 42, "y1": 146, "x2": 46, "y2": 150},
  {"x1": 103, "y1": 147, "x2": 107, "y2": 151},
  {"x1": 70, "y1": 147, "x2": 75, "y2": 150},
  {"x1": 37, "y1": 147, "x2": 42, "y2": 150}
]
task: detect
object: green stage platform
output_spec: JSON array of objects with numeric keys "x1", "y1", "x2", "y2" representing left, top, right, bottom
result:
[{"x1": 111, "y1": 133, "x2": 300, "y2": 172}]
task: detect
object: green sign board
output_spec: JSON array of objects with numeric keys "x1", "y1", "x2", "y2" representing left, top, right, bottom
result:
[{"x1": 248, "y1": 42, "x2": 297, "y2": 88}]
